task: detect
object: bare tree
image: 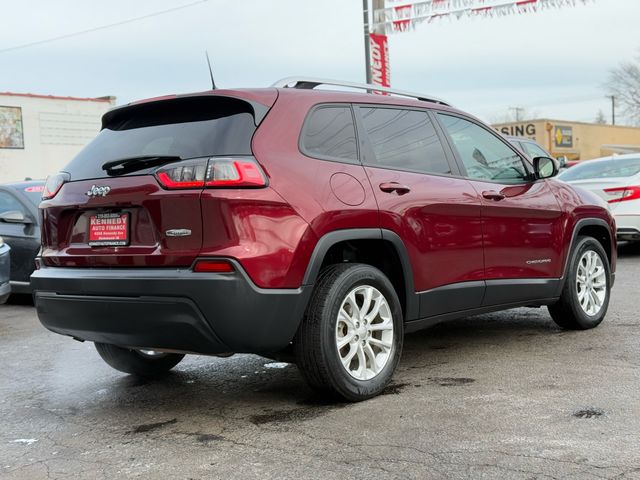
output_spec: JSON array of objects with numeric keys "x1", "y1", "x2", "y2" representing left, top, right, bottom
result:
[
  {"x1": 606, "y1": 51, "x2": 640, "y2": 125},
  {"x1": 594, "y1": 109, "x2": 607, "y2": 124}
]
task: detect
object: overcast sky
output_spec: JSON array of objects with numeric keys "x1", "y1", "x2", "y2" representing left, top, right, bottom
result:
[{"x1": 1, "y1": 0, "x2": 638, "y2": 125}]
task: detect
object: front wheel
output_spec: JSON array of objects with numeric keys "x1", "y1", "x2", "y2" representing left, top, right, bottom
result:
[
  {"x1": 294, "y1": 263, "x2": 404, "y2": 402},
  {"x1": 95, "y1": 343, "x2": 185, "y2": 377},
  {"x1": 548, "y1": 236, "x2": 611, "y2": 330}
]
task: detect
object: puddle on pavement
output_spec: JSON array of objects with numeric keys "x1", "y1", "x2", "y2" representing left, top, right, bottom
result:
[
  {"x1": 250, "y1": 408, "x2": 326, "y2": 425},
  {"x1": 429, "y1": 377, "x2": 476, "y2": 387},
  {"x1": 250, "y1": 395, "x2": 350, "y2": 425},
  {"x1": 128, "y1": 418, "x2": 178, "y2": 434},
  {"x1": 381, "y1": 383, "x2": 409, "y2": 395},
  {"x1": 192, "y1": 433, "x2": 224, "y2": 443},
  {"x1": 573, "y1": 408, "x2": 605, "y2": 419}
]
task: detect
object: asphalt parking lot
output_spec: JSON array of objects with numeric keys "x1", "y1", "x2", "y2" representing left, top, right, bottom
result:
[{"x1": 1, "y1": 245, "x2": 639, "y2": 480}]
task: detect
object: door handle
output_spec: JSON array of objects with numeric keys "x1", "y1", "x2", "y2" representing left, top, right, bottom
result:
[
  {"x1": 379, "y1": 182, "x2": 411, "y2": 195},
  {"x1": 482, "y1": 190, "x2": 505, "y2": 201}
]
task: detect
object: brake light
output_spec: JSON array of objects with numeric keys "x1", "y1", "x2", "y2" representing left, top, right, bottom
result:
[
  {"x1": 155, "y1": 158, "x2": 267, "y2": 190},
  {"x1": 193, "y1": 259, "x2": 235, "y2": 273},
  {"x1": 205, "y1": 159, "x2": 266, "y2": 187},
  {"x1": 42, "y1": 172, "x2": 70, "y2": 200},
  {"x1": 603, "y1": 186, "x2": 640, "y2": 203}
]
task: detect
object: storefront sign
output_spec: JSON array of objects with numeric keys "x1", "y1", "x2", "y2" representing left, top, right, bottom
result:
[{"x1": 498, "y1": 123, "x2": 536, "y2": 138}]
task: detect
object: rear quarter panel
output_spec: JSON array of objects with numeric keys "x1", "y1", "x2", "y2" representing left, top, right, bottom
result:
[{"x1": 250, "y1": 90, "x2": 380, "y2": 288}]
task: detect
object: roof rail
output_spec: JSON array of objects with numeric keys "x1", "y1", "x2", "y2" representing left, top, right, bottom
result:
[{"x1": 271, "y1": 76, "x2": 450, "y2": 106}]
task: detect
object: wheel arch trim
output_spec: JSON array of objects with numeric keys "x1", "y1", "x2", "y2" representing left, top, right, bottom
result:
[
  {"x1": 301, "y1": 228, "x2": 419, "y2": 321},
  {"x1": 558, "y1": 217, "x2": 614, "y2": 295}
]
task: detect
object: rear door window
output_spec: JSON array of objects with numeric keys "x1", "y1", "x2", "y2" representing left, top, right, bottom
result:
[
  {"x1": 439, "y1": 114, "x2": 529, "y2": 184},
  {"x1": 359, "y1": 107, "x2": 451, "y2": 175},
  {"x1": 300, "y1": 106, "x2": 358, "y2": 162}
]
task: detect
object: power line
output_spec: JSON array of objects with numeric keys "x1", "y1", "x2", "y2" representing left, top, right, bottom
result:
[{"x1": 0, "y1": 0, "x2": 209, "y2": 54}]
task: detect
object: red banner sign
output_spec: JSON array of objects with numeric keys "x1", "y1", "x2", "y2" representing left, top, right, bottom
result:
[{"x1": 369, "y1": 33, "x2": 390, "y2": 93}]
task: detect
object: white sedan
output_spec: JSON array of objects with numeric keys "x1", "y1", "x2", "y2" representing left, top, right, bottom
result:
[{"x1": 558, "y1": 154, "x2": 640, "y2": 242}]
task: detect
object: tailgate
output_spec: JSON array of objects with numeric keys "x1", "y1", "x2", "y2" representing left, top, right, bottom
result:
[{"x1": 40, "y1": 91, "x2": 275, "y2": 268}]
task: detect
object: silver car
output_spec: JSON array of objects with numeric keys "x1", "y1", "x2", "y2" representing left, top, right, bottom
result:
[{"x1": 558, "y1": 154, "x2": 640, "y2": 242}]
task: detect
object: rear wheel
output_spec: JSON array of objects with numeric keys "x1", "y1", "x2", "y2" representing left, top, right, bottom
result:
[
  {"x1": 294, "y1": 263, "x2": 403, "y2": 402},
  {"x1": 95, "y1": 343, "x2": 185, "y2": 377},
  {"x1": 548, "y1": 236, "x2": 611, "y2": 330}
]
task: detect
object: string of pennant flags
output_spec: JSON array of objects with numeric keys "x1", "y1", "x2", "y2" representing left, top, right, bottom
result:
[{"x1": 373, "y1": 0, "x2": 591, "y2": 33}]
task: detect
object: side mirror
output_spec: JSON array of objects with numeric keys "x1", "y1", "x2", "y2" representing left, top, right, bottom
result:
[
  {"x1": 533, "y1": 156, "x2": 558, "y2": 179},
  {"x1": 0, "y1": 210, "x2": 32, "y2": 224}
]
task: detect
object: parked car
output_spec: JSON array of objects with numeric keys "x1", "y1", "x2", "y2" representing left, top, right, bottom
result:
[
  {"x1": 507, "y1": 136, "x2": 569, "y2": 169},
  {"x1": 0, "y1": 181, "x2": 43, "y2": 294},
  {"x1": 0, "y1": 236, "x2": 10, "y2": 304},
  {"x1": 558, "y1": 153, "x2": 640, "y2": 242},
  {"x1": 32, "y1": 77, "x2": 616, "y2": 401}
]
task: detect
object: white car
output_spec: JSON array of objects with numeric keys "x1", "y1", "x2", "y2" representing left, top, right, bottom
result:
[{"x1": 558, "y1": 154, "x2": 640, "y2": 242}]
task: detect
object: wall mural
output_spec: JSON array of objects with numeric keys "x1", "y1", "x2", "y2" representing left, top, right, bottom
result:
[{"x1": 0, "y1": 106, "x2": 24, "y2": 149}]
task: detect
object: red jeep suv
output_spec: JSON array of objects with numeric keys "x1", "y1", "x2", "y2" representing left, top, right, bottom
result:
[{"x1": 32, "y1": 77, "x2": 616, "y2": 401}]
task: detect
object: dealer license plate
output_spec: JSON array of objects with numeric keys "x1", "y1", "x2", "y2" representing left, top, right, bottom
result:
[{"x1": 88, "y1": 213, "x2": 129, "y2": 247}]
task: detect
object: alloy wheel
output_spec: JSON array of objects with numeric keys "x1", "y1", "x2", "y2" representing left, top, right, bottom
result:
[
  {"x1": 335, "y1": 285, "x2": 394, "y2": 380},
  {"x1": 576, "y1": 250, "x2": 607, "y2": 317}
]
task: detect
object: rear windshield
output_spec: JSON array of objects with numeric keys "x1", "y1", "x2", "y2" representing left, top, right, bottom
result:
[
  {"x1": 63, "y1": 96, "x2": 257, "y2": 181},
  {"x1": 559, "y1": 157, "x2": 640, "y2": 181}
]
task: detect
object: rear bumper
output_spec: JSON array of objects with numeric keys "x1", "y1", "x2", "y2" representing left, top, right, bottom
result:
[
  {"x1": 617, "y1": 228, "x2": 640, "y2": 242},
  {"x1": 0, "y1": 245, "x2": 9, "y2": 303},
  {"x1": 0, "y1": 282, "x2": 10, "y2": 304},
  {"x1": 614, "y1": 215, "x2": 640, "y2": 242},
  {"x1": 9, "y1": 281, "x2": 32, "y2": 295},
  {"x1": 31, "y1": 263, "x2": 311, "y2": 355}
]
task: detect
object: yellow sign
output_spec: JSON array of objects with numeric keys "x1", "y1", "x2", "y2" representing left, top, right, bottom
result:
[
  {"x1": 555, "y1": 128, "x2": 563, "y2": 145},
  {"x1": 554, "y1": 126, "x2": 573, "y2": 148}
]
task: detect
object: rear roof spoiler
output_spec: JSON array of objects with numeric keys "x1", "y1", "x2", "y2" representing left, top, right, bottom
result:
[{"x1": 101, "y1": 93, "x2": 271, "y2": 130}]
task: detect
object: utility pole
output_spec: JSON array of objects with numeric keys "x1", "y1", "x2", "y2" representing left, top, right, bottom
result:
[
  {"x1": 362, "y1": 0, "x2": 385, "y2": 85},
  {"x1": 362, "y1": 0, "x2": 372, "y2": 84},
  {"x1": 509, "y1": 106, "x2": 525, "y2": 122},
  {"x1": 607, "y1": 95, "x2": 616, "y2": 125}
]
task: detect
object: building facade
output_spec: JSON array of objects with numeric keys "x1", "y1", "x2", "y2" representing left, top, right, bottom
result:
[
  {"x1": 493, "y1": 119, "x2": 640, "y2": 161},
  {"x1": 0, "y1": 92, "x2": 115, "y2": 182}
]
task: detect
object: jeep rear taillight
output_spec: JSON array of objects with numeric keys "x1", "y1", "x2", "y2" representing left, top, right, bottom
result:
[
  {"x1": 603, "y1": 186, "x2": 640, "y2": 203},
  {"x1": 42, "y1": 172, "x2": 70, "y2": 200},
  {"x1": 155, "y1": 158, "x2": 209, "y2": 189},
  {"x1": 155, "y1": 158, "x2": 267, "y2": 190}
]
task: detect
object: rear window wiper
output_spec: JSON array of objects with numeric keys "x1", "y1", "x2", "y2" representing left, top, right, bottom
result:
[{"x1": 102, "y1": 155, "x2": 182, "y2": 176}]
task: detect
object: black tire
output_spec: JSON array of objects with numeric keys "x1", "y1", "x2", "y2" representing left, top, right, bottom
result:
[
  {"x1": 294, "y1": 263, "x2": 404, "y2": 402},
  {"x1": 548, "y1": 236, "x2": 611, "y2": 330},
  {"x1": 94, "y1": 343, "x2": 184, "y2": 377}
]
